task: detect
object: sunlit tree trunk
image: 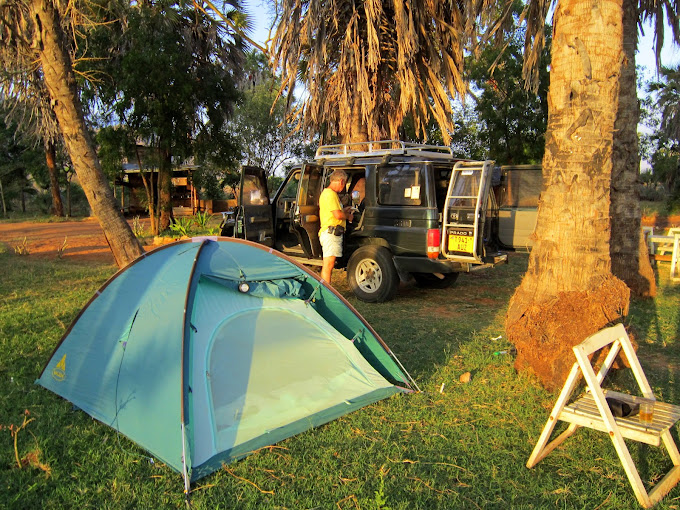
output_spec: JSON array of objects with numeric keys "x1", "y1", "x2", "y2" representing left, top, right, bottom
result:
[
  {"x1": 30, "y1": 0, "x2": 143, "y2": 266},
  {"x1": 505, "y1": 0, "x2": 630, "y2": 390},
  {"x1": 610, "y1": 0, "x2": 656, "y2": 297},
  {"x1": 134, "y1": 146, "x2": 157, "y2": 235},
  {"x1": 44, "y1": 139, "x2": 64, "y2": 217}
]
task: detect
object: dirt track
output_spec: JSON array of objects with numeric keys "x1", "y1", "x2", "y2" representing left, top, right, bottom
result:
[
  {"x1": 0, "y1": 214, "x2": 678, "y2": 266},
  {"x1": 0, "y1": 217, "x2": 153, "y2": 264}
]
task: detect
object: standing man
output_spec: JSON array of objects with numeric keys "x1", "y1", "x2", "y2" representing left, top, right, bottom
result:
[{"x1": 319, "y1": 169, "x2": 354, "y2": 284}]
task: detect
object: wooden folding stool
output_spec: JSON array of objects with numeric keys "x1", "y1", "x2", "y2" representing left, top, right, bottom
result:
[{"x1": 527, "y1": 324, "x2": 680, "y2": 507}]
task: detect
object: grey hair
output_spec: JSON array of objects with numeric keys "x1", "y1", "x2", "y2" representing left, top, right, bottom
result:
[{"x1": 329, "y1": 169, "x2": 348, "y2": 183}]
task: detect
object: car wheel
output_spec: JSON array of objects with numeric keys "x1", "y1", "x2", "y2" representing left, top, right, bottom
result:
[
  {"x1": 347, "y1": 246, "x2": 399, "y2": 303},
  {"x1": 412, "y1": 272, "x2": 459, "y2": 289}
]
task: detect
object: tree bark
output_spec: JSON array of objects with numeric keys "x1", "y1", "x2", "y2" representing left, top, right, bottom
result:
[
  {"x1": 30, "y1": 0, "x2": 143, "y2": 267},
  {"x1": 343, "y1": 90, "x2": 369, "y2": 147},
  {"x1": 609, "y1": 0, "x2": 656, "y2": 298},
  {"x1": 0, "y1": 179, "x2": 6, "y2": 217},
  {"x1": 505, "y1": 0, "x2": 630, "y2": 390},
  {"x1": 134, "y1": 146, "x2": 157, "y2": 235},
  {"x1": 158, "y1": 147, "x2": 172, "y2": 231},
  {"x1": 44, "y1": 139, "x2": 64, "y2": 217}
]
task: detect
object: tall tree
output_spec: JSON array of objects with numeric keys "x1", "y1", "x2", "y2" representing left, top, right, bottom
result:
[
  {"x1": 506, "y1": 0, "x2": 631, "y2": 390},
  {"x1": 608, "y1": 0, "x2": 679, "y2": 298},
  {"x1": 466, "y1": 17, "x2": 550, "y2": 164},
  {"x1": 648, "y1": 65, "x2": 680, "y2": 200},
  {"x1": 505, "y1": 0, "x2": 680, "y2": 387},
  {"x1": 87, "y1": 0, "x2": 243, "y2": 233},
  {"x1": 0, "y1": 52, "x2": 65, "y2": 216},
  {"x1": 0, "y1": 0, "x2": 143, "y2": 266},
  {"x1": 229, "y1": 51, "x2": 312, "y2": 177},
  {"x1": 0, "y1": 112, "x2": 43, "y2": 216},
  {"x1": 271, "y1": 0, "x2": 513, "y2": 144}
]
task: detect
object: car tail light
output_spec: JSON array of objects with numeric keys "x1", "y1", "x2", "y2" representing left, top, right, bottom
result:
[{"x1": 427, "y1": 229, "x2": 440, "y2": 259}]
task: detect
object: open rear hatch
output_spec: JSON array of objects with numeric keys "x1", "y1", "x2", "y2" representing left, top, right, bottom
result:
[{"x1": 441, "y1": 161, "x2": 496, "y2": 263}]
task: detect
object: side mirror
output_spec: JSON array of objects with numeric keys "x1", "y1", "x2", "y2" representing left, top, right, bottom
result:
[{"x1": 351, "y1": 190, "x2": 361, "y2": 206}]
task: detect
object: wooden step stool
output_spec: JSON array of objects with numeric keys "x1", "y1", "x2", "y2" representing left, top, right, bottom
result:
[{"x1": 526, "y1": 324, "x2": 680, "y2": 507}]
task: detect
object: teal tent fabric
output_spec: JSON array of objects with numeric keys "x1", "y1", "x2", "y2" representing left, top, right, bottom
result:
[{"x1": 36, "y1": 238, "x2": 413, "y2": 488}]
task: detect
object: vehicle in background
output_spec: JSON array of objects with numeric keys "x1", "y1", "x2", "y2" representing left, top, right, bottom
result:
[
  {"x1": 221, "y1": 141, "x2": 507, "y2": 302},
  {"x1": 491, "y1": 165, "x2": 542, "y2": 250}
]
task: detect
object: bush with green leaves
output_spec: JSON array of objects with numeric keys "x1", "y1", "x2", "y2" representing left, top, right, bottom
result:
[
  {"x1": 168, "y1": 217, "x2": 193, "y2": 237},
  {"x1": 193, "y1": 211, "x2": 212, "y2": 229}
]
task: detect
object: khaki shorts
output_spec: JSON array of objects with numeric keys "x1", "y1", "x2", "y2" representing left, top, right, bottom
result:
[{"x1": 319, "y1": 230, "x2": 343, "y2": 258}]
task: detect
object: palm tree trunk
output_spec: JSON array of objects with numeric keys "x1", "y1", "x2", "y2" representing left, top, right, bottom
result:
[
  {"x1": 30, "y1": 0, "x2": 143, "y2": 267},
  {"x1": 609, "y1": 0, "x2": 656, "y2": 297},
  {"x1": 346, "y1": 92, "x2": 368, "y2": 145},
  {"x1": 505, "y1": 0, "x2": 630, "y2": 390},
  {"x1": 44, "y1": 139, "x2": 64, "y2": 217}
]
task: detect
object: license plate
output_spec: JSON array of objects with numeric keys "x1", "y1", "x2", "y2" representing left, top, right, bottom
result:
[{"x1": 448, "y1": 234, "x2": 474, "y2": 253}]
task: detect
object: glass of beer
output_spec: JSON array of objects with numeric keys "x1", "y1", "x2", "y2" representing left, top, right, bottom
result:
[{"x1": 640, "y1": 399, "x2": 655, "y2": 424}]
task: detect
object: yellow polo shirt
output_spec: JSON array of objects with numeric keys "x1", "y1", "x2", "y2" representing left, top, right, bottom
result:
[{"x1": 319, "y1": 188, "x2": 345, "y2": 234}]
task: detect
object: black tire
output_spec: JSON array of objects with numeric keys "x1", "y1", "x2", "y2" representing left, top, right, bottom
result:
[
  {"x1": 347, "y1": 245, "x2": 399, "y2": 303},
  {"x1": 412, "y1": 272, "x2": 459, "y2": 289}
]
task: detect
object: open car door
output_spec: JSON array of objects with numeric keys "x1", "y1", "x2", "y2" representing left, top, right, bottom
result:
[
  {"x1": 441, "y1": 161, "x2": 494, "y2": 263},
  {"x1": 234, "y1": 166, "x2": 274, "y2": 246},
  {"x1": 292, "y1": 163, "x2": 324, "y2": 258}
]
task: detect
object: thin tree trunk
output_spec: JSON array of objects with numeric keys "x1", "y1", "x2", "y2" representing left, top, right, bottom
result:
[
  {"x1": 66, "y1": 173, "x2": 72, "y2": 217},
  {"x1": 135, "y1": 145, "x2": 157, "y2": 235},
  {"x1": 505, "y1": 0, "x2": 630, "y2": 390},
  {"x1": 0, "y1": 179, "x2": 6, "y2": 217},
  {"x1": 30, "y1": 0, "x2": 143, "y2": 267},
  {"x1": 158, "y1": 147, "x2": 172, "y2": 231},
  {"x1": 44, "y1": 139, "x2": 64, "y2": 217},
  {"x1": 610, "y1": 0, "x2": 656, "y2": 298}
]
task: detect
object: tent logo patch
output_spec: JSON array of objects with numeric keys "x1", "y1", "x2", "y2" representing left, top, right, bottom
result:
[{"x1": 52, "y1": 354, "x2": 66, "y2": 381}]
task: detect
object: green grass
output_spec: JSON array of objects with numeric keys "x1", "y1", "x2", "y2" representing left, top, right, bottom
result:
[
  {"x1": 0, "y1": 213, "x2": 90, "y2": 224},
  {"x1": 641, "y1": 200, "x2": 680, "y2": 218},
  {"x1": 2, "y1": 251, "x2": 680, "y2": 508}
]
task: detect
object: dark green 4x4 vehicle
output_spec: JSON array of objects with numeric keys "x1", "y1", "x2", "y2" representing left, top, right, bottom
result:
[{"x1": 221, "y1": 141, "x2": 507, "y2": 302}]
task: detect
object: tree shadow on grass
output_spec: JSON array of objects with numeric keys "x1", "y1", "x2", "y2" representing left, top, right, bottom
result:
[{"x1": 338, "y1": 252, "x2": 529, "y2": 386}]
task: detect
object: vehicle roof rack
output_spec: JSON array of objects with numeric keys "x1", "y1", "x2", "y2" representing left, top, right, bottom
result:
[{"x1": 315, "y1": 140, "x2": 454, "y2": 161}]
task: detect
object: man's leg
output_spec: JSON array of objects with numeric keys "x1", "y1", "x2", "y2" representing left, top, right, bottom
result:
[{"x1": 321, "y1": 255, "x2": 336, "y2": 283}]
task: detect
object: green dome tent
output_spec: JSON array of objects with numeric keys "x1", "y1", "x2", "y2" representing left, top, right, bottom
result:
[{"x1": 37, "y1": 237, "x2": 415, "y2": 492}]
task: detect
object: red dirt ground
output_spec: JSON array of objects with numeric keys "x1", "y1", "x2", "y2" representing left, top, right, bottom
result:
[
  {"x1": 0, "y1": 214, "x2": 677, "y2": 266},
  {"x1": 0, "y1": 217, "x2": 155, "y2": 265}
]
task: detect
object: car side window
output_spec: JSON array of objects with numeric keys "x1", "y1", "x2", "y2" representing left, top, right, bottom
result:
[{"x1": 377, "y1": 164, "x2": 424, "y2": 206}]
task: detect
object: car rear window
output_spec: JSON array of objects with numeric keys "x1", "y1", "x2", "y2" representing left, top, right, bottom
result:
[{"x1": 377, "y1": 164, "x2": 425, "y2": 206}]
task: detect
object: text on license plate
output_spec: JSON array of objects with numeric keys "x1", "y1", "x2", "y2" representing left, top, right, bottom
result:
[{"x1": 448, "y1": 234, "x2": 474, "y2": 253}]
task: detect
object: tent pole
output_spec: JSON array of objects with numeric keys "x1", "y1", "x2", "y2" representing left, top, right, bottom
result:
[{"x1": 181, "y1": 422, "x2": 191, "y2": 497}]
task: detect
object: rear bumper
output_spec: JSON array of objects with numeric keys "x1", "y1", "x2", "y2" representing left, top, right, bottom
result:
[
  {"x1": 392, "y1": 256, "x2": 464, "y2": 274},
  {"x1": 392, "y1": 251, "x2": 507, "y2": 275}
]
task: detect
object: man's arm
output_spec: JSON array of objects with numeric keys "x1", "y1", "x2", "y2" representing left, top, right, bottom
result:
[{"x1": 332, "y1": 207, "x2": 353, "y2": 221}]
